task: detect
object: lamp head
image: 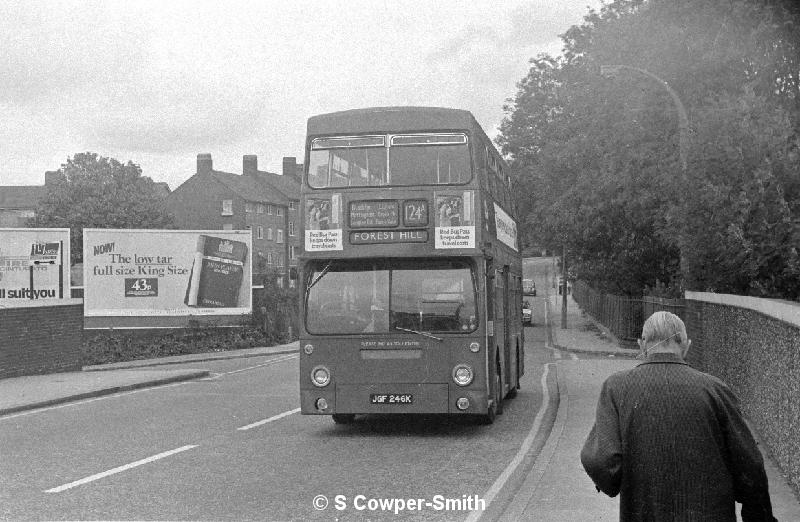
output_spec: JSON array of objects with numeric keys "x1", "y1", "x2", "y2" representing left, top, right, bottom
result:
[{"x1": 600, "y1": 65, "x2": 622, "y2": 78}]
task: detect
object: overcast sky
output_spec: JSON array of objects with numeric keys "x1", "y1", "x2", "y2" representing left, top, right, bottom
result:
[{"x1": 1, "y1": 0, "x2": 601, "y2": 189}]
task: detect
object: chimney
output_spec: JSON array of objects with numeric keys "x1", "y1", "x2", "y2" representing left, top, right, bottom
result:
[
  {"x1": 243, "y1": 155, "x2": 258, "y2": 176},
  {"x1": 282, "y1": 157, "x2": 297, "y2": 177},
  {"x1": 197, "y1": 153, "x2": 213, "y2": 174}
]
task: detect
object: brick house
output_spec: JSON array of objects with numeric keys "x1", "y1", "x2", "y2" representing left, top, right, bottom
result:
[
  {"x1": 0, "y1": 171, "x2": 61, "y2": 227},
  {"x1": 166, "y1": 153, "x2": 301, "y2": 286}
]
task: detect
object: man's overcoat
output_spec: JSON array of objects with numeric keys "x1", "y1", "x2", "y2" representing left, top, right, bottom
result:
[{"x1": 581, "y1": 353, "x2": 776, "y2": 521}]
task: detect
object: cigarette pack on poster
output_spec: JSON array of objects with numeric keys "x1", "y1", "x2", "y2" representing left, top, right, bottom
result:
[{"x1": 184, "y1": 235, "x2": 248, "y2": 308}]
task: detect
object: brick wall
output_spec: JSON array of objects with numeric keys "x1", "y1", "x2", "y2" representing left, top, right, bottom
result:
[
  {"x1": 685, "y1": 292, "x2": 800, "y2": 497},
  {"x1": 0, "y1": 300, "x2": 83, "y2": 379}
]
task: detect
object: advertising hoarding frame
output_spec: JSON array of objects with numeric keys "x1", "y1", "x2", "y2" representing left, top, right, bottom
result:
[
  {"x1": 0, "y1": 228, "x2": 71, "y2": 306},
  {"x1": 83, "y1": 229, "x2": 252, "y2": 329}
]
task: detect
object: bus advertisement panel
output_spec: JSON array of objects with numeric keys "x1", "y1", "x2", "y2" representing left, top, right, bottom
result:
[
  {"x1": 0, "y1": 228, "x2": 70, "y2": 304},
  {"x1": 493, "y1": 203, "x2": 518, "y2": 252},
  {"x1": 83, "y1": 229, "x2": 252, "y2": 322}
]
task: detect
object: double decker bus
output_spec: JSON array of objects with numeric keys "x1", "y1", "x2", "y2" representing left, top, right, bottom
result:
[{"x1": 297, "y1": 107, "x2": 523, "y2": 424}]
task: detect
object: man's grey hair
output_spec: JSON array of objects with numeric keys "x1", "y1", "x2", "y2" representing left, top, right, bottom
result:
[{"x1": 641, "y1": 311, "x2": 688, "y2": 344}]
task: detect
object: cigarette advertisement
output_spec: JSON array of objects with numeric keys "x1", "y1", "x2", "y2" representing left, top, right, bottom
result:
[
  {"x1": 83, "y1": 229, "x2": 252, "y2": 317},
  {"x1": 0, "y1": 228, "x2": 70, "y2": 305}
]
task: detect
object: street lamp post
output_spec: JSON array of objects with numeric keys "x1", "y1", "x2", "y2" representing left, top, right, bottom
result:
[
  {"x1": 601, "y1": 64, "x2": 691, "y2": 291},
  {"x1": 600, "y1": 65, "x2": 689, "y2": 173},
  {"x1": 561, "y1": 244, "x2": 567, "y2": 329}
]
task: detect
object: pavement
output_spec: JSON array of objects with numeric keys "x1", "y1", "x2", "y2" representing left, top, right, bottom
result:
[
  {"x1": 502, "y1": 290, "x2": 800, "y2": 521},
  {"x1": 1, "y1": 293, "x2": 798, "y2": 521},
  {"x1": 0, "y1": 343, "x2": 298, "y2": 417}
]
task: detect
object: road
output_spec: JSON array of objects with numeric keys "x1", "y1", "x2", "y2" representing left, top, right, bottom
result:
[{"x1": 1, "y1": 258, "x2": 561, "y2": 521}]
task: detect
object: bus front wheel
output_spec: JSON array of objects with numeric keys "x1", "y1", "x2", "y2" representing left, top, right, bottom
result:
[
  {"x1": 332, "y1": 414, "x2": 355, "y2": 424},
  {"x1": 479, "y1": 360, "x2": 503, "y2": 424}
]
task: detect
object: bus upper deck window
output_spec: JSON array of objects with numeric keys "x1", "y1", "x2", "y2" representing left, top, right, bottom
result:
[
  {"x1": 389, "y1": 134, "x2": 470, "y2": 186},
  {"x1": 308, "y1": 136, "x2": 386, "y2": 189}
]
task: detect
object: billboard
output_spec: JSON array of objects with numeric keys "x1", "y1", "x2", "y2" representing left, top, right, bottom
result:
[
  {"x1": 0, "y1": 228, "x2": 70, "y2": 305},
  {"x1": 83, "y1": 230, "x2": 252, "y2": 323}
]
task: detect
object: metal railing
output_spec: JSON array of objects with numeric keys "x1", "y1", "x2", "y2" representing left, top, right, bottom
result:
[{"x1": 572, "y1": 281, "x2": 685, "y2": 341}]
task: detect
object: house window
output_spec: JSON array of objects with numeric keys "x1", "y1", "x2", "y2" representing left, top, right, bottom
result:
[
  {"x1": 288, "y1": 221, "x2": 295, "y2": 236},
  {"x1": 276, "y1": 253, "x2": 284, "y2": 267},
  {"x1": 267, "y1": 252, "x2": 273, "y2": 264},
  {"x1": 221, "y1": 199, "x2": 233, "y2": 216},
  {"x1": 267, "y1": 227, "x2": 273, "y2": 240},
  {"x1": 267, "y1": 205, "x2": 273, "y2": 215},
  {"x1": 257, "y1": 226, "x2": 263, "y2": 239},
  {"x1": 288, "y1": 201, "x2": 296, "y2": 210},
  {"x1": 245, "y1": 202, "x2": 253, "y2": 213},
  {"x1": 276, "y1": 207, "x2": 284, "y2": 217},
  {"x1": 257, "y1": 203, "x2": 264, "y2": 214},
  {"x1": 290, "y1": 246, "x2": 297, "y2": 260},
  {"x1": 277, "y1": 229, "x2": 284, "y2": 243}
]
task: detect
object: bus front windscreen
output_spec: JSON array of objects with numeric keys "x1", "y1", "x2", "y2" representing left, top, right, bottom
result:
[
  {"x1": 305, "y1": 259, "x2": 477, "y2": 335},
  {"x1": 308, "y1": 133, "x2": 470, "y2": 188}
]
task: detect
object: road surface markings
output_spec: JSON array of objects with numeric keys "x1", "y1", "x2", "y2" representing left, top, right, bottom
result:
[
  {"x1": 1, "y1": 354, "x2": 298, "y2": 421},
  {"x1": 464, "y1": 363, "x2": 553, "y2": 522},
  {"x1": 0, "y1": 381, "x2": 191, "y2": 421},
  {"x1": 45, "y1": 445, "x2": 198, "y2": 493},
  {"x1": 204, "y1": 354, "x2": 298, "y2": 379},
  {"x1": 237, "y1": 407, "x2": 300, "y2": 431}
]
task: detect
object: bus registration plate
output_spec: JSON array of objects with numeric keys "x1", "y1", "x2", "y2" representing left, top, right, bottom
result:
[{"x1": 370, "y1": 394, "x2": 413, "y2": 405}]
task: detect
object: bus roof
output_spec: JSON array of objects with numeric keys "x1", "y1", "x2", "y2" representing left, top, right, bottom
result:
[{"x1": 307, "y1": 106, "x2": 480, "y2": 136}]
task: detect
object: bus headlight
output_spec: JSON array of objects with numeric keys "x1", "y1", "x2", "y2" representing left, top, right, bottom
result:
[
  {"x1": 315, "y1": 398, "x2": 329, "y2": 411},
  {"x1": 456, "y1": 397, "x2": 470, "y2": 410},
  {"x1": 469, "y1": 342, "x2": 480, "y2": 353},
  {"x1": 452, "y1": 364, "x2": 474, "y2": 386},
  {"x1": 311, "y1": 365, "x2": 331, "y2": 387},
  {"x1": 304, "y1": 343, "x2": 314, "y2": 355}
]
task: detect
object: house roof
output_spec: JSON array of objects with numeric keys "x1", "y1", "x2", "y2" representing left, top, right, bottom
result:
[
  {"x1": 0, "y1": 186, "x2": 47, "y2": 209},
  {"x1": 152, "y1": 182, "x2": 171, "y2": 197},
  {"x1": 253, "y1": 170, "x2": 300, "y2": 201},
  {"x1": 211, "y1": 170, "x2": 290, "y2": 205}
]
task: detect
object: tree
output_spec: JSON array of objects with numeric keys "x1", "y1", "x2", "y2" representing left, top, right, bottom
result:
[
  {"x1": 32, "y1": 152, "x2": 174, "y2": 264},
  {"x1": 499, "y1": 0, "x2": 800, "y2": 299}
]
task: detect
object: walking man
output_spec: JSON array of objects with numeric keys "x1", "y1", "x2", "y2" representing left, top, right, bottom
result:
[{"x1": 581, "y1": 311, "x2": 777, "y2": 521}]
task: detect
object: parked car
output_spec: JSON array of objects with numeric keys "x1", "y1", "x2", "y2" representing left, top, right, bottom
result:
[
  {"x1": 522, "y1": 278, "x2": 536, "y2": 296},
  {"x1": 522, "y1": 300, "x2": 533, "y2": 325}
]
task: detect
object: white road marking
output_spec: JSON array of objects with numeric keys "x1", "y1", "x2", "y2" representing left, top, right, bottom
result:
[
  {"x1": 464, "y1": 363, "x2": 553, "y2": 522},
  {"x1": 45, "y1": 445, "x2": 198, "y2": 493},
  {"x1": 1, "y1": 354, "x2": 298, "y2": 421},
  {"x1": 237, "y1": 407, "x2": 300, "y2": 431},
  {"x1": 1, "y1": 381, "x2": 188, "y2": 421},
  {"x1": 203, "y1": 354, "x2": 297, "y2": 379}
]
